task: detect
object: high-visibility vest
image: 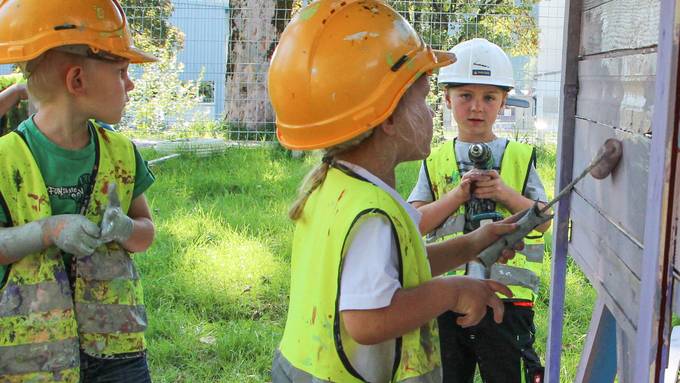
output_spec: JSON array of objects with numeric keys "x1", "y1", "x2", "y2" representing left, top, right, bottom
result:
[
  {"x1": 0, "y1": 123, "x2": 147, "y2": 367},
  {"x1": 424, "y1": 139, "x2": 545, "y2": 301},
  {"x1": 0, "y1": 133, "x2": 79, "y2": 382},
  {"x1": 279, "y1": 166, "x2": 441, "y2": 382}
]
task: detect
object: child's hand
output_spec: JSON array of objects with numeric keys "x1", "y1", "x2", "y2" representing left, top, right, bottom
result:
[
  {"x1": 44, "y1": 214, "x2": 102, "y2": 257},
  {"x1": 11, "y1": 84, "x2": 28, "y2": 101},
  {"x1": 466, "y1": 214, "x2": 524, "y2": 262},
  {"x1": 470, "y1": 170, "x2": 514, "y2": 204},
  {"x1": 100, "y1": 183, "x2": 134, "y2": 244},
  {"x1": 448, "y1": 276, "x2": 512, "y2": 326},
  {"x1": 451, "y1": 171, "x2": 491, "y2": 203}
]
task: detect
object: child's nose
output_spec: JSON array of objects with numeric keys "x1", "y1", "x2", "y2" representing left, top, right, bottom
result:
[{"x1": 126, "y1": 78, "x2": 135, "y2": 92}]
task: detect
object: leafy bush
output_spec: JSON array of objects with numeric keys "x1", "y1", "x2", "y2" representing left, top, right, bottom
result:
[
  {"x1": 0, "y1": 73, "x2": 28, "y2": 135},
  {"x1": 119, "y1": 29, "x2": 207, "y2": 137}
]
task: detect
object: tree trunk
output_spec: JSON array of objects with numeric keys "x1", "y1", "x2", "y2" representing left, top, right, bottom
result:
[{"x1": 225, "y1": 0, "x2": 294, "y2": 131}]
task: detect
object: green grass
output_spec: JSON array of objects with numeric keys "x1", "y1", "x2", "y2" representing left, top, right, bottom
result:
[{"x1": 139, "y1": 144, "x2": 594, "y2": 382}]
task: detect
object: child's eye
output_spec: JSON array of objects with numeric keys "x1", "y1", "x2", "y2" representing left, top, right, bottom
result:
[
  {"x1": 460, "y1": 94, "x2": 471, "y2": 100},
  {"x1": 485, "y1": 96, "x2": 496, "y2": 102}
]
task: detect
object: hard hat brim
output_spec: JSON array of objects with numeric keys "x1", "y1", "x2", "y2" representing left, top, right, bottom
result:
[
  {"x1": 427, "y1": 50, "x2": 456, "y2": 73},
  {"x1": 119, "y1": 47, "x2": 159, "y2": 64}
]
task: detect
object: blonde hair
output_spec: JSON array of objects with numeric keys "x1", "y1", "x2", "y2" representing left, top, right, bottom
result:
[
  {"x1": 288, "y1": 130, "x2": 374, "y2": 221},
  {"x1": 23, "y1": 49, "x2": 88, "y2": 106}
]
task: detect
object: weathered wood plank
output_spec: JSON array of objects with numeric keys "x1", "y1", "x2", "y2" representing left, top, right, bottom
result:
[
  {"x1": 569, "y1": 193, "x2": 641, "y2": 337},
  {"x1": 573, "y1": 118, "x2": 651, "y2": 244},
  {"x1": 546, "y1": 0, "x2": 582, "y2": 378},
  {"x1": 617, "y1": 323, "x2": 635, "y2": 383},
  {"x1": 577, "y1": 52, "x2": 656, "y2": 134},
  {"x1": 570, "y1": 189, "x2": 643, "y2": 279},
  {"x1": 632, "y1": 0, "x2": 680, "y2": 377},
  {"x1": 580, "y1": 0, "x2": 659, "y2": 56}
]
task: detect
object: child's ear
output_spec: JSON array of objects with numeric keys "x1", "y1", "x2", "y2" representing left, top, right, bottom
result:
[
  {"x1": 64, "y1": 66, "x2": 86, "y2": 96},
  {"x1": 380, "y1": 114, "x2": 398, "y2": 136},
  {"x1": 444, "y1": 91, "x2": 453, "y2": 110},
  {"x1": 500, "y1": 92, "x2": 508, "y2": 109}
]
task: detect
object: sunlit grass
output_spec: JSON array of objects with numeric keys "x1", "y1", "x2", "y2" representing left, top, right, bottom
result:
[{"x1": 135, "y1": 144, "x2": 591, "y2": 382}]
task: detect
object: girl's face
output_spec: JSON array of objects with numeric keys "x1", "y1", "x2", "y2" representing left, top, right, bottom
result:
[
  {"x1": 446, "y1": 84, "x2": 507, "y2": 141},
  {"x1": 392, "y1": 75, "x2": 435, "y2": 161}
]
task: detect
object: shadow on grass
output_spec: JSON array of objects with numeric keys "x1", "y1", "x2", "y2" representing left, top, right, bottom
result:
[{"x1": 136, "y1": 147, "x2": 313, "y2": 381}]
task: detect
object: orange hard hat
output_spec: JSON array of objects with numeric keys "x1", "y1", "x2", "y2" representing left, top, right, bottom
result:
[
  {"x1": 0, "y1": 0, "x2": 157, "y2": 65},
  {"x1": 268, "y1": 0, "x2": 455, "y2": 150}
]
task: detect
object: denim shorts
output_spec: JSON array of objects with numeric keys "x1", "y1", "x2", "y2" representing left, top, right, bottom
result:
[{"x1": 80, "y1": 351, "x2": 152, "y2": 383}]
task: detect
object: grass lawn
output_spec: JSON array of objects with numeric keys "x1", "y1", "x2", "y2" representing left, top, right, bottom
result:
[{"x1": 138, "y1": 144, "x2": 594, "y2": 382}]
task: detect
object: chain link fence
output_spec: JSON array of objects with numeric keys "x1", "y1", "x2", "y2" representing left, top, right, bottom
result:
[{"x1": 0, "y1": 0, "x2": 563, "y2": 146}]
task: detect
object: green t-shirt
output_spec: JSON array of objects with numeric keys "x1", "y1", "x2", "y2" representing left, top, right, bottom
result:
[{"x1": 0, "y1": 118, "x2": 155, "y2": 281}]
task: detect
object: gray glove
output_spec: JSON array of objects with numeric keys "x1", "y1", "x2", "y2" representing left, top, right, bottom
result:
[
  {"x1": 44, "y1": 214, "x2": 103, "y2": 257},
  {"x1": 100, "y1": 183, "x2": 134, "y2": 244}
]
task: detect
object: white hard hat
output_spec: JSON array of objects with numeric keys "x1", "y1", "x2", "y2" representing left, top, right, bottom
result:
[{"x1": 438, "y1": 38, "x2": 514, "y2": 89}]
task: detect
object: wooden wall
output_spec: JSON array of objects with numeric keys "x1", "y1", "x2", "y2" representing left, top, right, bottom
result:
[{"x1": 563, "y1": 0, "x2": 659, "y2": 380}]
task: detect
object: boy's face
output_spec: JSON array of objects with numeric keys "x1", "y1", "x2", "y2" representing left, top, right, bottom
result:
[
  {"x1": 82, "y1": 58, "x2": 135, "y2": 124},
  {"x1": 445, "y1": 84, "x2": 507, "y2": 140}
]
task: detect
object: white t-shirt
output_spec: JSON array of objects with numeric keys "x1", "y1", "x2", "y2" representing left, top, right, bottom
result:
[{"x1": 336, "y1": 160, "x2": 423, "y2": 383}]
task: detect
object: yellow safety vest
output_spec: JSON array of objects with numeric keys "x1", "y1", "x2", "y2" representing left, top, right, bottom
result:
[
  {"x1": 0, "y1": 134, "x2": 79, "y2": 382},
  {"x1": 0, "y1": 123, "x2": 147, "y2": 367},
  {"x1": 279, "y1": 166, "x2": 441, "y2": 382},
  {"x1": 424, "y1": 139, "x2": 545, "y2": 301}
]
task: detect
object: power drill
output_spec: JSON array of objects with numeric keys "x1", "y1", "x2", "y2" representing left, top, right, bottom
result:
[{"x1": 463, "y1": 143, "x2": 504, "y2": 233}]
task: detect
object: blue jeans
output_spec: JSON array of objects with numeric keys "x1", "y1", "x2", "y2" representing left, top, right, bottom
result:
[{"x1": 80, "y1": 351, "x2": 152, "y2": 383}]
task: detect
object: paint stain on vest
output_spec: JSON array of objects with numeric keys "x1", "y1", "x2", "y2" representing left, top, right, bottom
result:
[
  {"x1": 100, "y1": 181, "x2": 109, "y2": 196},
  {"x1": 419, "y1": 324, "x2": 434, "y2": 361},
  {"x1": 27, "y1": 193, "x2": 48, "y2": 212},
  {"x1": 98, "y1": 127, "x2": 111, "y2": 143},
  {"x1": 114, "y1": 165, "x2": 134, "y2": 185},
  {"x1": 13, "y1": 169, "x2": 23, "y2": 192},
  {"x1": 337, "y1": 189, "x2": 346, "y2": 202},
  {"x1": 311, "y1": 306, "x2": 317, "y2": 325}
]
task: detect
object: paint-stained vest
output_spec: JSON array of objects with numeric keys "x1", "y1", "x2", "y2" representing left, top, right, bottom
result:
[
  {"x1": 0, "y1": 123, "x2": 147, "y2": 363},
  {"x1": 0, "y1": 133, "x2": 79, "y2": 382},
  {"x1": 279, "y1": 166, "x2": 441, "y2": 382},
  {"x1": 74, "y1": 123, "x2": 147, "y2": 356},
  {"x1": 424, "y1": 140, "x2": 545, "y2": 301}
]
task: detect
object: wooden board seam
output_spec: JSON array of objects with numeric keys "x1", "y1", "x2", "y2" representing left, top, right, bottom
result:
[
  {"x1": 574, "y1": 116, "x2": 653, "y2": 138},
  {"x1": 573, "y1": 188, "x2": 646, "y2": 250}
]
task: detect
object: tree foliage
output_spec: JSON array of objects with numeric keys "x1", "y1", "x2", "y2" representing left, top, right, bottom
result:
[
  {"x1": 120, "y1": 0, "x2": 183, "y2": 49},
  {"x1": 118, "y1": 29, "x2": 205, "y2": 136},
  {"x1": 0, "y1": 73, "x2": 28, "y2": 135},
  {"x1": 389, "y1": 0, "x2": 539, "y2": 56}
]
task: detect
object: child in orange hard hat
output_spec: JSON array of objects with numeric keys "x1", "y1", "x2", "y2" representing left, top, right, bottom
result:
[
  {"x1": 0, "y1": 1, "x2": 156, "y2": 382},
  {"x1": 268, "y1": 1, "x2": 523, "y2": 381}
]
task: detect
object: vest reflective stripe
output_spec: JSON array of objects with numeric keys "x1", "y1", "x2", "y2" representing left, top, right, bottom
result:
[
  {"x1": 274, "y1": 349, "x2": 443, "y2": 383},
  {"x1": 73, "y1": 123, "x2": 147, "y2": 356},
  {"x1": 0, "y1": 280, "x2": 73, "y2": 317},
  {"x1": 489, "y1": 264, "x2": 540, "y2": 295},
  {"x1": 0, "y1": 338, "x2": 80, "y2": 375},
  {"x1": 424, "y1": 140, "x2": 545, "y2": 300},
  {"x1": 280, "y1": 167, "x2": 440, "y2": 382},
  {"x1": 0, "y1": 368, "x2": 80, "y2": 383},
  {"x1": 0, "y1": 132, "x2": 80, "y2": 381}
]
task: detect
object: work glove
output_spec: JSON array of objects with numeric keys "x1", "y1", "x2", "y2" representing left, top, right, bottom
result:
[
  {"x1": 100, "y1": 183, "x2": 134, "y2": 244},
  {"x1": 44, "y1": 214, "x2": 103, "y2": 257}
]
